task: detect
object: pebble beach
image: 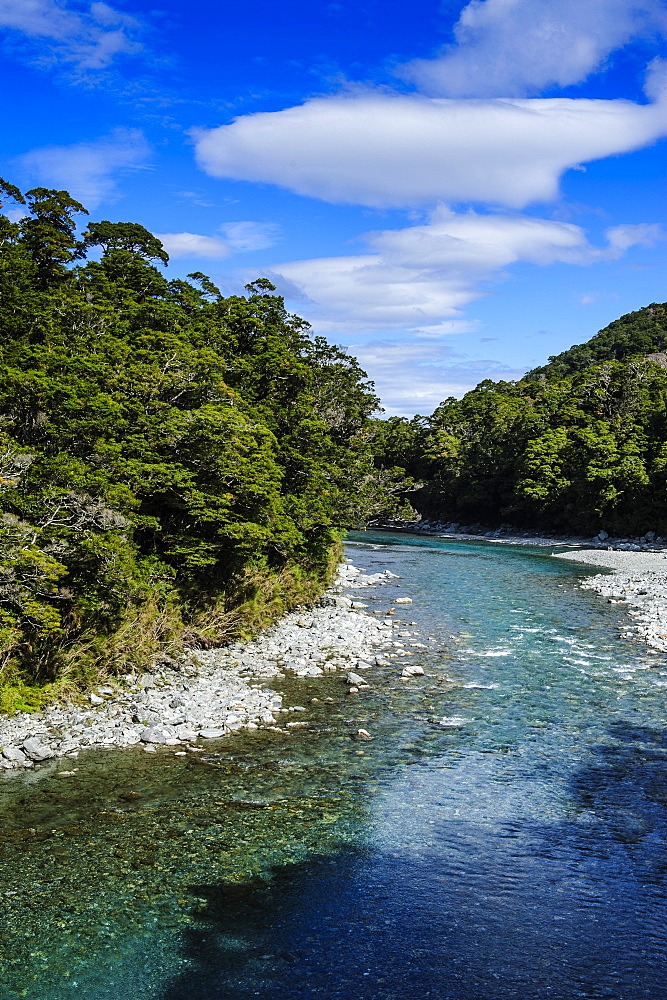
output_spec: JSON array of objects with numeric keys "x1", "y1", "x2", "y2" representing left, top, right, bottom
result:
[
  {"x1": 0, "y1": 561, "x2": 424, "y2": 773},
  {"x1": 553, "y1": 547, "x2": 667, "y2": 653}
]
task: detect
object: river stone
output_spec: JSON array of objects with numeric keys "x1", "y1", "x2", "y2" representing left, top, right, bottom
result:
[
  {"x1": 22, "y1": 738, "x2": 55, "y2": 761},
  {"x1": 140, "y1": 726, "x2": 171, "y2": 744},
  {"x1": 173, "y1": 724, "x2": 198, "y2": 741},
  {"x1": 133, "y1": 710, "x2": 161, "y2": 726},
  {"x1": 199, "y1": 728, "x2": 226, "y2": 739},
  {"x1": 3, "y1": 746, "x2": 27, "y2": 763},
  {"x1": 346, "y1": 672, "x2": 367, "y2": 686},
  {"x1": 89, "y1": 693, "x2": 104, "y2": 705},
  {"x1": 395, "y1": 597, "x2": 413, "y2": 604},
  {"x1": 401, "y1": 664, "x2": 425, "y2": 677}
]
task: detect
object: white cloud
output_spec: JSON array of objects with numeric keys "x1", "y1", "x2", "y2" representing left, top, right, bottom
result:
[
  {"x1": 16, "y1": 129, "x2": 150, "y2": 209},
  {"x1": 349, "y1": 339, "x2": 525, "y2": 416},
  {"x1": 220, "y1": 220, "x2": 280, "y2": 252},
  {"x1": 155, "y1": 232, "x2": 231, "y2": 260},
  {"x1": 398, "y1": 0, "x2": 667, "y2": 97},
  {"x1": 194, "y1": 87, "x2": 667, "y2": 209},
  {"x1": 155, "y1": 221, "x2": 282, "y2": 260},
  {"x1": 0, "y1": 0, "x2": 142, "y2": 70},
  {"x1": 272, "y1": 207, "x2": 650, "y2": 337},
  {"x1": 604, "y1": 222, "x2": 664, "y2": 251}
]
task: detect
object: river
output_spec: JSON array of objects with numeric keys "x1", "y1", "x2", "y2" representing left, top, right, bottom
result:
[{"x1": 2, "y1": 530, "x2": 667, "y2": 999}]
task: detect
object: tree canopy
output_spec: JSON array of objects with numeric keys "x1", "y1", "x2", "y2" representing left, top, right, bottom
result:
[
  {"x1": 0, "y1": 178, "x2": 406, "y2": 701},
  {"x1": 378, "y1": 303, "x2": 667, "y2": 536}
]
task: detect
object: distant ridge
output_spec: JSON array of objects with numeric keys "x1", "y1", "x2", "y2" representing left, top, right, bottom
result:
[{"x1": 526, "y1": 302, "x2": 667, "y2": 381}]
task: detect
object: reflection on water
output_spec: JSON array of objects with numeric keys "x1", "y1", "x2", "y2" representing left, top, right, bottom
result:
[{"x1": 2, "y1": 532, "x2": 667, "y2": 998}]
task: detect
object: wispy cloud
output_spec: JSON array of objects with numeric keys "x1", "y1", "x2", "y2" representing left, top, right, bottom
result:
[
  {"x1": 349, "y1": 339, "x2": 525, "y2": 416},
  {"x1": 271, "y1": 208, "x2": 656, "y2": 337},
  {"x1": 220, "y1": 221, "x2": 280, "y2": 252},
  {"x1": 398, "y1": 0, "x2": 667, "y2": 97},
  {"x1": 605, "y1": 222, "x2": 664, "y2": 251},
  {"x1": 154, "y1": 221, "x2": 281, "y2": 260},
  {"x1": 16, "y1": 128, "x2": 151, "y2": 210},
  {"x1": 155, "y1": 232, "x2": 231, "y2": 260},
  {"x1": 0, "y1": 0, "x2": 143, "y2": 72}
]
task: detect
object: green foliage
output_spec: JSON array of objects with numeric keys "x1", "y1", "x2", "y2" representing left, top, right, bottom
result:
[
  {"x1": 528, "y1": 302, "x2": 667, "y2": 380},
  {"x1": 404, "y1": 304, "x2": 667, "y2": 535},
  {"x1": 0, "y1": 179, "x2": 401, "y2": 703}
]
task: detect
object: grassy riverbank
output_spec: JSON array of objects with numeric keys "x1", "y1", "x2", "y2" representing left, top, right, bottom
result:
[{"x1": 0, "y1": 543, "x2": 343, "y2": 715}]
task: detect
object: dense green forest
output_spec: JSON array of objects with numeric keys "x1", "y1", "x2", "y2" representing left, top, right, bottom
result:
[
  {"x1": 3, "y1": 174, "x2": 664, "y2": 711},
  {"x1": 377, "y1": 302, "x2": 667, "y2": 536},
  {"x1": 0, "y1": 180, "x2": 408, "y2": 709}
]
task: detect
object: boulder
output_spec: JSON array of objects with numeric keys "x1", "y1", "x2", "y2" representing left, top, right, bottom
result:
[
  {"x1": 22, "y1": 738, "x2": 55, "y2": 761},
  {"x1": 139, "y1": 726, "x2": 172, "y2": 744}
]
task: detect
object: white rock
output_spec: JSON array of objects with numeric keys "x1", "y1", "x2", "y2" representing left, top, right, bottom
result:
[
  {"x1": 22, "y1": 738, "x2": 55, "y2": 761},
  {"x1": 139, "y1": 726, "x2": 172, "y2": 744}
]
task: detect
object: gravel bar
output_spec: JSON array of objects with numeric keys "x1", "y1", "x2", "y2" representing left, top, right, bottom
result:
[
  {"x1": 553, "y1": 548, "x2": 667, "y2": 652},
  {"x1": 0, "y1": 561, "x2": 406, "y2": 774}
]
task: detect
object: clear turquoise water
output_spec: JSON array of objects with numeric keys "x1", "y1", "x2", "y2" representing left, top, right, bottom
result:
[{"x1": 2, "y1": 531, "x2": 667, "y2": 999}]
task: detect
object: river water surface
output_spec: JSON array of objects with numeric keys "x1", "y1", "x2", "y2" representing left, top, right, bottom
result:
[{"x1": 2, "y1": 531, "x2": 667, "y2": 999}]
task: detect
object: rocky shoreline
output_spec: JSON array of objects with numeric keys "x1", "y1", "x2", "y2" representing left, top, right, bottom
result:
[
  {"x1": 372, "y1": 518, "x2": 667, "y2": 552},
  {"x1": 371, "y1": 521, "x2": 667, "y2": 657},
  {"x1": 553, "y1": 548, "x2": 667, "y2": 654},
  {"x1": 0, "y1": 561, "x2": 418, "y2": 773}
]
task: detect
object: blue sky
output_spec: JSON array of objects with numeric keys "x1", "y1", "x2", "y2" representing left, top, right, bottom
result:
[{"x1": 1, "y1": 0, "x2": 666, "y2": 415}]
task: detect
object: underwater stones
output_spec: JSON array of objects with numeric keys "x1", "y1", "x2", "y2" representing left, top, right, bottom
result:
[
  {"x1": 401, "y1": 664, "x2": 425, "y2": 678},
  {"x1": 353, "y1": 729, "x2": 374, "y2": 741},
  {"x1": 345, "y1": 672, "x2": 367, "y2": 687}
]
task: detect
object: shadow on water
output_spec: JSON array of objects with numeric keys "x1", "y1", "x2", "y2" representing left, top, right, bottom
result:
[
  {"x1": 567, "y1": 719, "x2": 667, "y2": 871},
  {"x1": 5, "y1": 533, "x2": 667, "y2": 998},
  {"x1": 160, "y1": 719, "x2": 667, "y2": 1000}
]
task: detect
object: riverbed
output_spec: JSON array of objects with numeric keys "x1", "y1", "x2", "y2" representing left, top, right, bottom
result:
[{"x1": 3, "y1": 530, "x2": 667, "y2": 999}]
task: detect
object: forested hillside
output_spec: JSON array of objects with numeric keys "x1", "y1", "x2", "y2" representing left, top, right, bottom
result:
[
  {"x1": 0, "y1": 179, "x2": 405, "y2": 709},
  {"x1": 377, "y1": 303, "x2": 667, "y2": 536}
]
